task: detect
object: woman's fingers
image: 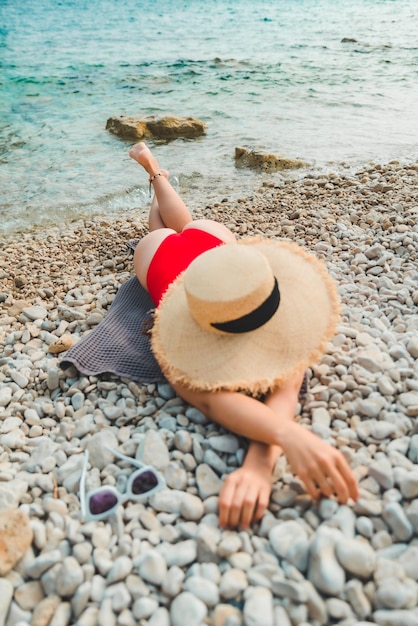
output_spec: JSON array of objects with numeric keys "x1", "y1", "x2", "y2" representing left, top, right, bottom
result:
[
  {"x1": 283, "y1": 425, "x2": 358, "y2": 504},
  {"x1": 300, "y1": 450, "x2": 358, "y2": 504},
  {"x1": 218, "y1": 471, "x2": 272, "y2": 529},
  {"x1": 218, "y1": 479, "x2": 236, "y2": 529}
]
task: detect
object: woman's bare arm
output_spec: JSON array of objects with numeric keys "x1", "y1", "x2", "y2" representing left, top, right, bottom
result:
[{"x1": 172, "y1": 380, "x2": 359, "y2": 508}]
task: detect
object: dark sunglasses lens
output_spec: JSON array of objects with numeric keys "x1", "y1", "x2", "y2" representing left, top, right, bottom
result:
[
  {"x1": 132, "y1": 470, "x2": 158, "y2": 495},
  {"x1": 89, "y1": 490, "x2": 118, "y2": 515}
]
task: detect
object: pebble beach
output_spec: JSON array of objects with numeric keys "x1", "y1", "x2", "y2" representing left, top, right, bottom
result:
[{"x1": 1, "y1": 161, "x2": 418, "y2": 626}]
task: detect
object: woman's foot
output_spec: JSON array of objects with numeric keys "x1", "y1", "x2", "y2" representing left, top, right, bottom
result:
[{"x1": 129, "y1": 142, "x2": 161, "y2": 177}]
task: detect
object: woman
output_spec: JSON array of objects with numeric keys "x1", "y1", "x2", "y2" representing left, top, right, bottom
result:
[{"x1": 130, "y1": 143, "x2": 358, "y2": 530}]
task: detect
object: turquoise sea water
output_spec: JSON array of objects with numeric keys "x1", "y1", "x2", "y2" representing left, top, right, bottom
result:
[{"x1": 1, "y1": 0, "x2": 417, "y2": 234}]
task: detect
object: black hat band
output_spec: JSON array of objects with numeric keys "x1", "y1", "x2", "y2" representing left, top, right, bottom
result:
[{"x1": 211, "y1": 278, "x2": 280, "y2": 334}]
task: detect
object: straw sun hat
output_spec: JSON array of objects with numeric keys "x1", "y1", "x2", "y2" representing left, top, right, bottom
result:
[{"x1": 151, "y1": 237, "x2": 340, "y2": 395}]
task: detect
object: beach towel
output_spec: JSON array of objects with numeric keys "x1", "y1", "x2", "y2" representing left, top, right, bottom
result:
[{"x1": 60, "y1": 274, "x2": 166, "y2": 384}]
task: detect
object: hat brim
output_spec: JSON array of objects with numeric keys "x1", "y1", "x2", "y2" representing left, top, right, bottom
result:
[{"x1": 151, "y1": 237, "x2": 340, "y2": 395}]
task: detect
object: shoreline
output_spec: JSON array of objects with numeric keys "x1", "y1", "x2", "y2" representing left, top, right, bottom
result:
[
  {"x1": 1, "y1": 160, "x2": 418, "y2": 625},
  {"x1": 3, "y1": 153, "x2": 418, "y2": 239}
]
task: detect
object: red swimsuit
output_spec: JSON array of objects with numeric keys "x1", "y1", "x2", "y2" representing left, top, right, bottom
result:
[{"x1": 146, "y1": 228, "x2": 224, "y2": 306}]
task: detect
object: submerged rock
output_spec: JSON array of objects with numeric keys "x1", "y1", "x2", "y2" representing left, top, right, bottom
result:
[
  {"x1": 234, "y1": 146, "x2": 308, "y2": 171},
  {"x1": 106, "y1": 115, "x2": 207, "y2": 140}
]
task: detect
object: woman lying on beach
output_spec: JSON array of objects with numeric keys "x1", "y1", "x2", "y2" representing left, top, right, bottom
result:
[{"x1": 130, "y1": 142, "x2": 358, "y2": 530}]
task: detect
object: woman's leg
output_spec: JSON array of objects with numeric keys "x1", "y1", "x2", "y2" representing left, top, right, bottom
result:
[
  {"x1": 148, "y1": 170, "x2": 169, "y2": 231},
  {"x1": 129, "y1": 142, "x2": 193, "y2": 232}
]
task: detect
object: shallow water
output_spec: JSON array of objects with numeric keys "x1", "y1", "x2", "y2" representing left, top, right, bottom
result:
[{"x1": 1, "y1": 0, "x2": 417, "y2": 234}]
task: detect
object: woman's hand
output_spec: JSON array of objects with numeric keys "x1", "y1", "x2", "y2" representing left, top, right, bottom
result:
[
  {"x1": 280, "y1": 421, "x2": 359, "y2": 504},
  {"x1": 218, "y1": 464, "x2": 273, "y2": 530}
]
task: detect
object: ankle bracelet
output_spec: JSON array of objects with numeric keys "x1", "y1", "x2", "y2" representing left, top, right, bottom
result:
[{"x1": 149, "y1": 172, "x2": 162, "y2": 196}]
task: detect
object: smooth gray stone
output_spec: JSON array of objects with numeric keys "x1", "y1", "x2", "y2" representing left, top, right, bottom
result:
[
  {"x1": 217, "y1": 533, "x2": 243, "y2": 558},
  {"x1": 0, "y1": 386, "x2": 12, "y2": 407},
  {"x1": 183, "y1": 575, "x2": 220, "y2": 607},
  {"x1": 56, "y1": 556, "x2": 84, "y2": 597},
  {"x1": 398, "y1": 546, "x2": 418, "y2": 581},
  {"x1": 335, "y1": 505, "x2": 356, "y2": 538},
  {"x1": 157, "y1": 383, "x2": 176, "y2": 400},
  {"x1": 132, "y1": 597, "x2": 159, "y2": 620},
  {"x1": 164, "y1": 462, "x2": 188, "y2": 490},
  {"x1": 106, "y1": 556, "x2": 133, "y2": 584},
  {"x1": 268, "y1": 520, "x2": 309, "y2": 572},
  {"x1": 400, "y1": 471, "x2": 418, "y2": 499},
  {"x1": 47, "y1": 368, "x2": 60, "y2": 391},
  {"x1": 243, "y1": 586, "x2": 274, "y2": 626},
  {"x1": 173, "y1": 430, "x2": 193, "y2": 453},
  {"x1": 137, "y1": 429, "x2": 170, "y2": 470},
  {"x1": 55, "y1": 454, "x2": 84, "y2": 493},
  {"x1": 71, "y1": 391, "x2": 85, "y2": 411},
  {"x1": 273, "y1": 606, "x2": 292, "y2": 626},
  {"x1": 382, "y1": 501, "x2": 414, "y2": 541},
  {"x1": 326, "y1": 598, "x2": 353, "y2": 620},
  {"x1": 318, "y1": 498, "x2": 338, "y2": 520},
  {"x1": 24, "y1": 549, "x2": 62, "y2": 579},
  {"x1": 302, "y1": 579, "x2": 327, "y2": 625},
  {"x1": 71, "y1": 581, "x2": 92, "y2": 619},
  {"x1": 373, "y1": 610, "x2": 418, "y2": 626},
  {"x1": 22, "y1": 305, "x2": 48, "y2": 320},
  {"x1": 157, "y1": 415, "x2": 177, "y2": 432},
  {"x1": 185, "y1": 407, "x2": 209, "y2": 425},
  {"x1": 196, "y1": 516, "x2": 220, "y2": 563},
  {"x1": 135, "y1": 549, "x2": 167, "y2": 585},
  {"x1": 157, "y1": 540, "x2": 197, "y2": 568},
  {"x1": 335, "y1": 537, "x2": 376, "y2": 578},
  {"x1": 0, "y1": 579, "x2": 13, "y2": 626},
  {"x1": 170, "y1": 591, "x2": 207, "y2": 626},
  {"x1": 308, "y1": 526, "x2": 345, "y2": 596},
  {"x1": 72, "y1": 414, "x2": 95, "y2": 439},
  {"x1": 40, "y1": 563, "x2": 61, "y2": 596},
  {"x1": 354, "y1": 498, "x2": 383, "y2": 516},
  {"x1": 375, "y1": 576, "x2": 417, "y2": 610},
  {"x1": 161, "y1": 565, "x2": 185, "y2": 597},
  {"x1": 195, "y1": 464, "x2": 223, "y2": 499},
  {"x1": 219, "y1": 568, "x2": 248, "y2": 600},
  {"x1": 408, "y1": 435, "x2": 418, "y2": 463},
  {"x1": 377, "y1": 544, "x2": 408, "y2": 560},
  {"x1": 4, "y1": 600, "x2": 32, "y2": 626},
  {"x1": 208, "y1": 434, "x2": 239, "y2": 454},
  {"x1": 203, "y1": 449, "x2": 228, "y2": 475},
  {"x1": 271, "y1": 579, "x2": 307, "y2": 603},
  {"x1": 0, "y1": 479, "x2": 28, "y2": 509},
  {"x1": 368, "y1": 457, "x2": 394, "y2": 490},
  {"x1": 180, "y1": 493, "x2": 205, "y2": 522},
  {"x1": 148, "y1": 607, "x2": 170, "y2": 626},
  {"x1": 345, "y1": 579, "x2": 372, "y2": 620},
  {"x1": 150, "y1": 489, "x2": 184, "y2": 514}
]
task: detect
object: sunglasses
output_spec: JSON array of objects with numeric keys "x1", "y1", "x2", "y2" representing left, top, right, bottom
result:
[{"x1": 79, "y1": 445, "x2": 165, "y2": 522}]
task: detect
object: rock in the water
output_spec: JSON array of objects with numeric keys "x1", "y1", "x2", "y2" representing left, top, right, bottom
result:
[
  {"x1": 235, "y1": 146, "x2": 308, "y2": 171},
  {"x1": 106, "y1": 115, "x2": 207, "y2": 140}
]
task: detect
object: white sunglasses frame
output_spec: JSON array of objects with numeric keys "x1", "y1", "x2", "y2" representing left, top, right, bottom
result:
[{"x1": 79, "y1": 445, "x2": 165, "y2": 522}]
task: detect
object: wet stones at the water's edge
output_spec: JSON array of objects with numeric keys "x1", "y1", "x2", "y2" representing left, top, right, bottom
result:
[{"x1": 0, "y1": 160, "x2": 418, "y2": 625}]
